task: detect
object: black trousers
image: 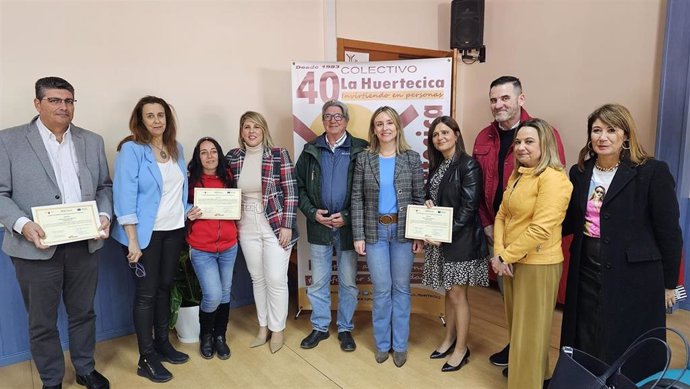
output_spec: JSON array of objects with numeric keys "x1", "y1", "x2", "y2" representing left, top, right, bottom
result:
[
  {"x1": 574, "y1": 236, "x2": 603, "y2": 358},
  {"x1": 12, "y1": 241, "x2": 99, "y2": 386},
  {"x1": 127, "y1": 228, "x2": 185, "y2": 356}
]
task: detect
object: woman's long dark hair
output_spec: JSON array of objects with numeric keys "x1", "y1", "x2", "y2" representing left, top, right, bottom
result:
[
  {"x1": 427, "y1": 116, "x2": 466, "y2": 172},
  {"x1": 187, "y1": 137, "x2": 231, "y2": 187},
  {"x1": 117, "y1": 96, "x2": 179, "y2": 160}
]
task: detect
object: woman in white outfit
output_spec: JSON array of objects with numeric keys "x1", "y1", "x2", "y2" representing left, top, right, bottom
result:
[{"x1": 225, "y1": 111, "x2": 299, "y2": 353}]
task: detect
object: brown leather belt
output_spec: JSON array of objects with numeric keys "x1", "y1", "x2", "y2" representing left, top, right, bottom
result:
[{"x1": 378, "y1": 214, "x2": 398, "y2": 224}]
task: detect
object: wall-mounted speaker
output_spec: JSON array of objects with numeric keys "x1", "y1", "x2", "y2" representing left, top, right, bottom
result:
[{"x1": 450, "y1": 0, "x2": 485, "y2": 50}]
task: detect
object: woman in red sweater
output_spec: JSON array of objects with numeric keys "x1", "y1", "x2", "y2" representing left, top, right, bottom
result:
[{"x1": 186, "y1": 137, "x2": 239, "y2": 360}]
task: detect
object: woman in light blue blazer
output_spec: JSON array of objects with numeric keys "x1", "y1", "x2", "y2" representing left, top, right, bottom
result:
[{"x1": 112, "y1": 96, "x2": 190, "y2": 383}]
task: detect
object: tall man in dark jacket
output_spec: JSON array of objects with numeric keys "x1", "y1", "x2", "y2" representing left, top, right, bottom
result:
[
  {"x1": 296, "y1": 100, "x2": 368, "y2": 352},
  {"x1": 472, "y1": 76, "x2": 566, "y2": 370}
]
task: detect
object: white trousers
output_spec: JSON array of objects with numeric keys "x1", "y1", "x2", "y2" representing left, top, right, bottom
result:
[{"x1": 238, "y1": 202, "x2": 290, "y2": 332}]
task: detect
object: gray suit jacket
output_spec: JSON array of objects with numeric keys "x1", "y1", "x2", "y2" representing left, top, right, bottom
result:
[
  {"x1": 351, "y1": 149, "x2": 424, "y2": 243},
  {"x1": 0, "y1": 116, "x2": 113, "y2": 259}
]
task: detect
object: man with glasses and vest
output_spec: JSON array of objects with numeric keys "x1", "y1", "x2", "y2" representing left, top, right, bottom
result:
[
  {"x1": 0, "y1": 77, "x2": 113, "y2": 389},
  {"x1": 296, "y1": 100, "x2": 368, "y2": 352},
  {"x1": 472, "y1": 76, "x2": 566, "y2": 375}
]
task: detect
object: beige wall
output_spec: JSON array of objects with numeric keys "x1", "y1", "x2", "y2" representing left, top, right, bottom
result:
[
  {"x1": 0, "y1": 0, "x2": 325, "y2": 163},
  {"x1": 1, "y1": 0, "x2": 666, "y2": 169},
  {"x1": 337, "y1": 0, "x2": 666, "y2": 166},
  {"x1": 336, "y1": 0, "x2": 452, "y2": 52}
]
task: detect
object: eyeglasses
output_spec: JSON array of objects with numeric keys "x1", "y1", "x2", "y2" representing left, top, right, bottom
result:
[
  {"x1": 129, "y1": 262, "x2": 146, "y2": 278},
  {"x1": 322, "y1": 113, "x2": 344, "y2": 122},
  {"x1": 42, "y1": 97, "x2": 76, "y2": 106}
]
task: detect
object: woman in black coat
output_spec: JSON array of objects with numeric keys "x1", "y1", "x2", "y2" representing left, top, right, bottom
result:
[
  {"x1": 422, "y1": 116, "x2": 489, "y2": 373},
  {"x1": 561, "y1": 103, "x2": 682, "y2": 382}
]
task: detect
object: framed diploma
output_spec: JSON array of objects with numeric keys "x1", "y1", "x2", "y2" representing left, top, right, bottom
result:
[
  {"x1": 194, "y1": 188, "x2": 241, "y2": 220},
  {"x1": 31, "y1": 201, "x2": 101, "y2": 246},
  {"x1": 404, "y1": 205, "x2": 454, "y2": 243}
]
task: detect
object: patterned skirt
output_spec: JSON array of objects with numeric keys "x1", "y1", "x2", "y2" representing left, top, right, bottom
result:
[{"x1": 422, "y1": 245, "x2": 489, "y2": 290}]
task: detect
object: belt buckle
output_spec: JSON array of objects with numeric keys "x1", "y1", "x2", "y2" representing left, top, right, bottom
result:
[
  {"x1": 379, "y1": 214, "x2": 393, "y2": 224},
  {"x1": 243, "y1": 202, "x2": 261, "y2": 213}
]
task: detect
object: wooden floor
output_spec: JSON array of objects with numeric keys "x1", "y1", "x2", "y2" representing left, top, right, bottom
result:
[{"x1": 2, "y1": 286, "x2": 689, "y2": 389}]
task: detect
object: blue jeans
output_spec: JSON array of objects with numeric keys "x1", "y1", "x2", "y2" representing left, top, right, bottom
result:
[
  {"x1": 190, "y1": 244, "x2": 238, "y2": 313},
  {"x1": 365, "y1": 222, "x2": 414, "y2": 352},
  {"x1": 307, "y1": 230, "x2": 358, "y2": 332}
]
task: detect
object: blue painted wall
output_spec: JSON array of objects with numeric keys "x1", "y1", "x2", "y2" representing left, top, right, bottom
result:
[
  {"x1": 656, "y1": 0, "x2": 690, "y2": 311},
  {"x1": 0, "y1": 230, "x2": 254, "y2": 367}
]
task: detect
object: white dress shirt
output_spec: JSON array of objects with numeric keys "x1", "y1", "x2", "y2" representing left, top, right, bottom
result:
[{"x1": 13, "y1": 119, "x2": 89, "y2": 234}]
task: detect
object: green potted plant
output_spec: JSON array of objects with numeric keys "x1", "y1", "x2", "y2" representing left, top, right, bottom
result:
[{"x1": 169, "y1": 245, "x2": 202, "y2": 343}]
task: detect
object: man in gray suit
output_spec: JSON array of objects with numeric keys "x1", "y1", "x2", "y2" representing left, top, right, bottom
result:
[{"x1": 0, "y1": 77, "x2": 112, "y2": 389}]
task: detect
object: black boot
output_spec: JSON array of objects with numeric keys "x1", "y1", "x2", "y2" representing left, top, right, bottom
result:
[
  {"x1": 213, "y1": 303, "x2": 231, "y2": 360},
  {"x1": 199, "y1": 309, "x2": 216, "y2": 359},
  {"x1": 154, "y1": 324, "x2": 190, "y2": 364},
  {"x1": 137, "y1": 353, "x2": 172, "y2": 383}
]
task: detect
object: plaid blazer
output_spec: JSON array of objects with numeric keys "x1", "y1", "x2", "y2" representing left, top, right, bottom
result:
[
  {"x1": 226, "y1": 147, "x2": 299, "y2": 246},
  {"x1": 351, "y1": 149, "x2": 424, "y2": 243}
]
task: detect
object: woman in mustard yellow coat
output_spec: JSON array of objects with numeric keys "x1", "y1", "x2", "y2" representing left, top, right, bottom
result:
[{"x1": 490, "y1": 118, "x2": 572, "y2": 389}]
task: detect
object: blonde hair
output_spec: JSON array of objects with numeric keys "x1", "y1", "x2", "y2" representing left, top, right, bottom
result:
[
  {"x1": 238, "y1": 111, "x2": 275, "y2": 149},
  {"x1": 367, "y1": 106, "x2": 411, "y2": 154},
  {"x1": 511, "y1": 118, "x2": 564, "y2": 179},
  {"x1": 577, "y1": 103, "x2": 650, "y2": 171}
]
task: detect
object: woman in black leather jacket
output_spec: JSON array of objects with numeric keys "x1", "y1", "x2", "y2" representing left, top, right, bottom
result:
[{"x1": 422, "y1": 116, "x2": 489, "y2": 373}]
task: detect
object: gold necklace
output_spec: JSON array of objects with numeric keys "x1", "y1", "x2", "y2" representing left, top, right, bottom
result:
[
  {"x1": 379, "y1": 150, "x2": 396, "y2": 157},
  {"x1": 594, "y1": 160, "x2": 619, "y2": 172},
  {"x1": 151, "y1": 143, "x2": 168, "y2": 159}
]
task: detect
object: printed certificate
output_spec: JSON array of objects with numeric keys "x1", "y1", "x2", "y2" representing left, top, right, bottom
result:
[
  {"x1": 31, "y1": 201, "x2": 101, "y2": 246},
  {"x1": 194, "y1": 188, "x2": 241, "y2": 220},
  {"x1": 404, "y1": 205, "x2": 453, "y2": 243}
]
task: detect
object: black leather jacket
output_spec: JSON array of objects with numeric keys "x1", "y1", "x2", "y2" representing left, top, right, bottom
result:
[{"x1": 426, "y1": 152, "x2": 488, "y2": 262}]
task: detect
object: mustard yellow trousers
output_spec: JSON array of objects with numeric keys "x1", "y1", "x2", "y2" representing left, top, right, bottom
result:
[{"x1": 504, "y1": 262, "x2": 562, "y2": 389}]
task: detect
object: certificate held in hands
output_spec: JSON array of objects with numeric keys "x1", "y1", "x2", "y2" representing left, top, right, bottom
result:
[
  {"x1": 31, "y1": 200, "x2": 101, "y2": 246},
  {"x1": 405, "y1": 205, "x2": 454, "y2": 243},
  {"x1": 194, "y1": 188, "x2": 241, "y2": 220}
]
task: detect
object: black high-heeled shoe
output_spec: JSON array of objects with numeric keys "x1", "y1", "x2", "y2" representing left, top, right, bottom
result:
[
  {"x1": 441, "y1": 347, "x2": 470, "y2": 372},
  {"x1": 430, "y1": 339, "x2": 457, "y2": 359}
]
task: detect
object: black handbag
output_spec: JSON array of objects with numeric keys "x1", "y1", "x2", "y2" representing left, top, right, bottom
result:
[{"x1": 548, "y1": 327, "x2": 689, "y2": 389}]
